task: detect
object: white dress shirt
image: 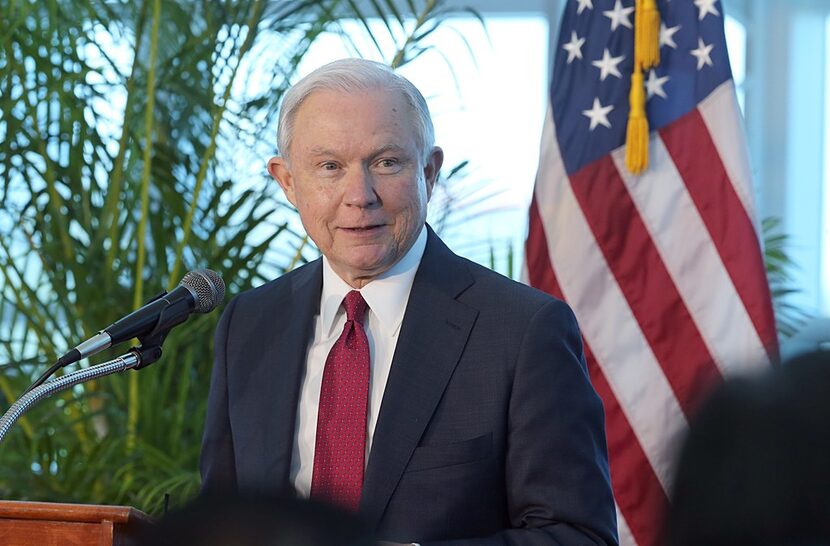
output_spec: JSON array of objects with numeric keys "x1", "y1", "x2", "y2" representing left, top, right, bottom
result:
[{"x1": 290, "y1": 226, "x2": 428, "y2": 497}]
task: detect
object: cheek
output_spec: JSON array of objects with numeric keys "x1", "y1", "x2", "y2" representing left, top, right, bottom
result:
[
  {"x1": 295, "y1": 187, "x2": 332, "y2": 217},
  {"x1": 389, "y1": 178, "x2": 428, "y2": 209},
  {"x1": 405, "y1": 183, "x2": 429, "y2": 216}
]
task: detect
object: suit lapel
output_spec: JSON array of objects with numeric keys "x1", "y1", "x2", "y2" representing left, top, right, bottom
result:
[
  {"x1": 359, "y1": 230, "x2": 478, "y2": 527},
  {"x1": 237, "y1": 259, "x2": 322, "y2": 491}
]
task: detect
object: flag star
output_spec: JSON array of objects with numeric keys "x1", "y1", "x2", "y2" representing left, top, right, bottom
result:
[
  {"x1": 603, "y1": 0, "x2": 634, "y2": 32},
  {"x1": 592, "y1": 49, "x2": 625, "y2": 81},
  {"x1": 645, "y1": 70, "x2": 670, "y2": 99},
  {"x1": 562, "y1": 31, "x2": 586, "y2": 63},
  {"x1": 576, "y1": 0, "x2": 593, "y2": 14},
  {"x1": 694, "y1": 0, "x2": 720, "y2": 20},
  {"x1": 582, "y1": 97, "x2": 614, "y2": 131},
  {"x1": 660, "y1": 23, "x2": 681, "y2": 49},
  {"x1": 690, "y1": 37, "x2": 714, "y2": 70}
]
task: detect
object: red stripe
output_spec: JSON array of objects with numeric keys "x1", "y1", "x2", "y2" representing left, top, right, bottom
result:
[
  {"x1": 526, "y1": 198, "x2": 669, "y2": 546},
  {"x1": 587, "y1": 346, "x2": 667, "y2": 546},
  {"x1": 525, "y1": 197, "x2": 565, "y2": 302},
  {"x1": 660, "y1": 111, "x2": 779, "y2": 360},
  {"x1": 568, "y1": 158, "x2": 723, "y2": 415}
]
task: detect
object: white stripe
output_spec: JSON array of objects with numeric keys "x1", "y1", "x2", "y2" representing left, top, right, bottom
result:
[
  {"x1": 609, "y1": 138, "x2": 769, "y2": 375},
  {"x1": 615, "y1": 504, "x2": 637, "y2": 546},
  {"x1": 519, "y1": 258, "x2": 529, "y2": 285},
  {"x1": 699, "y1": 81, "x2": 760, "y2": 233},
  {"x1": 533, "y1": 105, "x2": 686, "y2": 492}
]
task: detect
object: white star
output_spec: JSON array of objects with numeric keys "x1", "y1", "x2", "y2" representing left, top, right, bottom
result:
[
  {"x1": 592, "y1": 49, "x2": 625, "y2": 81},
  {"x1": 576, "y1": 0, "x2": 593, "y2": 14},
  {"x1": 645, "y1": 70, "x2": 670, "y2": 99},
  {"x1": 562, "y1": 31, "x2": 586, "y2": 63},
  {"x1": 690, "y1": 37, "x2": 714, "y2": 70},
  {"x1": 694, "y1": 0, "x2": 720, "y2": 20},
  {"x1": 603, "y1": 0, "x2": 634, "y2": 32},
  {"x1": 582, "y1": 97, "x2": 614, "y2": 131},
  {"x1": 659, "y1": 23, "x2": 681, "y2": 49}
]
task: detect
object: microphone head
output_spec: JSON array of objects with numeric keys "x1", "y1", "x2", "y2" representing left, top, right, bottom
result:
[{"x1": 180, "y1": 269, "x2": 226, "y2": 313}]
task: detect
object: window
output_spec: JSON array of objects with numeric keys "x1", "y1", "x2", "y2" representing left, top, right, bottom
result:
[
  {"x1": 823, "y1": 13, "x2": 830, "y2": 313},
  {"x1": 725, "y1": 15, "x2": 747, "y2": 112},
  {"x1": 295, "y1": 15, "x2": 550, "y2": 274}
]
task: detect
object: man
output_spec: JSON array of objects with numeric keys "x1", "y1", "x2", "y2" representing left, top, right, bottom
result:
[{"x1": 201, "y1": 58, "x2": 617, "y2": 545}]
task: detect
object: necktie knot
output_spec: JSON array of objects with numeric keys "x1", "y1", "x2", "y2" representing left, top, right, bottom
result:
[{"x1": 343, "y1": 290, "x2": 368, "y2": 324}]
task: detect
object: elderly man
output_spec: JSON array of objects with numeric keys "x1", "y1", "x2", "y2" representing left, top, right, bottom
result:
[{"x1": 200, "y1": 58, "x2": 617, "y2": 545}]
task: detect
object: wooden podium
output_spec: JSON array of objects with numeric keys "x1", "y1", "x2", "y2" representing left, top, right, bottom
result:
[{"x1": 0, "y1": 500, "x2": 151, "y2": 546}]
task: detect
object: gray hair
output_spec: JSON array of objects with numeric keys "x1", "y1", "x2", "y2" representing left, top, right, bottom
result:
[{"x1": 277, "y1": 58, "x2": 435, "y2": 161}]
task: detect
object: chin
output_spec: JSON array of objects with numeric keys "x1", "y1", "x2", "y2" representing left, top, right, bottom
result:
[{"x1": 345, "y1": 254, "x2": 395, "y2": 276}]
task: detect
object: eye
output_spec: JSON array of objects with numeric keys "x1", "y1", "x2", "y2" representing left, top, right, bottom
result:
[
  {"x1": 375, "y1": 157, "x2": 401, "y2": 172},
  {"x1": 319, "y1": 161, "x2": 339, "y2": 171}
]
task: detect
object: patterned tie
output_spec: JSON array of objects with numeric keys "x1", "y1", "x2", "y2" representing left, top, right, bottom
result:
[{"x1": 310, "y1": 290, "x2": 370, "y2": 511}]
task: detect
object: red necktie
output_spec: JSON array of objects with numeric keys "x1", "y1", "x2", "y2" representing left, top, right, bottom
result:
[{"x1": 310, "y1": 290, "x2": 370, "y2": 511}]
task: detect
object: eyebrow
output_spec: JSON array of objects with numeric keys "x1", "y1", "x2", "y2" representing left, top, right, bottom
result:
[
  {"x1": 306, "y1": 146, "x2": 338, "y2": 158},
  {"x1": 305, "y1": 144, "x2": 410, "y2": 160},
  {"x1": 370, "y1": 144, "x2": 407, "y2": 156}
]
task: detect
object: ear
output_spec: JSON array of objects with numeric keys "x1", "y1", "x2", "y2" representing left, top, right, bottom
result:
[
  {"x1": 423, "y1": 146, "x2": 444, "y2": 201},
  {"x1": 268, "y1": 156, "x2": 297, "y2": 207}
]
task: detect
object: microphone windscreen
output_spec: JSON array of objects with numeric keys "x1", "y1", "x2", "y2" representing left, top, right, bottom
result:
[{"x1": 180, "y1": 269, "x2": 225, "y2": 313}]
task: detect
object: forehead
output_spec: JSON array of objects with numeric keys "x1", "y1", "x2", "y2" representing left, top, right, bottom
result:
[
  {"x1": 298, "y1": 85, "x2": 411, "y2": 113},
  {"x1": 291, "y1": 87, "x2": 418, "y2": 147}
]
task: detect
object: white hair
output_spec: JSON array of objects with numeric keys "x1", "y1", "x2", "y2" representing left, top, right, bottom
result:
[{"x1": 276, "y1": 58, "x2": 435, "y2": 161}]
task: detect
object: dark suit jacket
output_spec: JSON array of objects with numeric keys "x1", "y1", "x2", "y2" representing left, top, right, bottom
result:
[{"x1": 201, "y1": 228, "x2": 618, "y2": 545}]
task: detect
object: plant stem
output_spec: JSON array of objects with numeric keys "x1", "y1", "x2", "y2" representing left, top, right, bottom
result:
[
  {"x1": 168, "y1": 0, "x2": 265, "y2": 289},
  {"x1": 286, "y1": 235, "x2": 310, "y2": 272},
  {"x1": 101, "y1": 0, "x2": 150, "y2": 287},
  {"x1": 390, "y1": 0, "x2": 438, "y2": 68},
  {"x1": 129, "y1": 0, "x2": 162, "y2": 460}
]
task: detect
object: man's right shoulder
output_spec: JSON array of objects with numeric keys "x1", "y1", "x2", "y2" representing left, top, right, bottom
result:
[{"x1": 229, "y1": 258, "x2": 322, "y2": 310}]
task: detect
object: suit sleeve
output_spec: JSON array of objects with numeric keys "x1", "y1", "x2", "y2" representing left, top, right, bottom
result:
[
  {"x1": 199, "y1": 295, "x2": 239, "y2": 493},
  {"x1": 425, "y1": 299, "x2": 619, "y2": 546}
]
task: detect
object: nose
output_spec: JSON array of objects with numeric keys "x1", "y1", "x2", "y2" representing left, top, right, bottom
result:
[{"x1": 342, "y1": 166, "x2": 379, "y2": 207}]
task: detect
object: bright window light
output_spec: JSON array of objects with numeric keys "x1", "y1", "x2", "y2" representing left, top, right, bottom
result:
[
  {"x1": 296, "y1": 16, "x2": 550, "y2": 274},
  {"x1": 725, "y1": 15, "x2": 747, "y2": 112},
  {"x1": 822, "y1": 13, "x2": 830, "y2": 313}
]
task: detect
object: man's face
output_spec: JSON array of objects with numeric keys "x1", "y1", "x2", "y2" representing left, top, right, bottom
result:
[{"x1": 268, "y1": 87, "x2": 443, "y2": 288}]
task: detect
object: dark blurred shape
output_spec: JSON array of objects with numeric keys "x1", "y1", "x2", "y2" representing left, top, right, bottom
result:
[
  {"x1": 665, "y1": 350, "x2": 830, "y2": 546},
  {"x1": 138, "y1": 494, "x2": 376, "y2": 546}
]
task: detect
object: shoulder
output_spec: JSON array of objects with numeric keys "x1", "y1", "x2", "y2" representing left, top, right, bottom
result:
[
  {"x1": 422, "y1": 227, "x2": 570, "y2": 320},
  {"x1": 455, "y1": 255, "x2": 574, "y2": 323},
  {"x1": 226, "y1": 258, "x2": 322, "y2": 315}
]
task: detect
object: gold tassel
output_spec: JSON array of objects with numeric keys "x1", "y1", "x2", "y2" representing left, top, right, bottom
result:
[
  {"x1": 625, "y1": 67, "x2": 649, "y2": 174},
  {"x1": 641, "y1": 0, "x2": 661, "y2": 68},
  {"x1": 634, "y1": 0, "x2": 644, "y2": 68},
  {"x1": 638, "y1": 0, "x2": 661, "y2": 69},
  {"x1": 627, "y1": 0, "x2": 658, "y2": 173}
]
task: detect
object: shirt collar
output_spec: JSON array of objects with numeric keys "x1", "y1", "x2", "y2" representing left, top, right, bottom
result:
[{"x1": 320, "y1": 225, "x2": 427, "y2": 338}]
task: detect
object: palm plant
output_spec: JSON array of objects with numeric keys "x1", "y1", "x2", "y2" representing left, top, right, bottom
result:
[
  {"x1": 0, "y1": 0, "x2": 474, "y2": 513},
  {"x1": 762, "y1": 216, "x2": 808, "y2": 338}
]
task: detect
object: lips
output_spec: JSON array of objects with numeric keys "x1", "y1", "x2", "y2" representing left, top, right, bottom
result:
[{"x1": 342, "y1": 224, "x2": 384, "y2": 231}]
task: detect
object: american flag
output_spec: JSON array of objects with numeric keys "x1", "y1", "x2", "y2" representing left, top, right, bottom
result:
[{"x1": 523, "y1": 1, "x2": 779, "y2": 545}]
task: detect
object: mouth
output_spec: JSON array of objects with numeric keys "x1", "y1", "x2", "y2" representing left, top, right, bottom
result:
[{"x1": 341, "y1": 224, "x2": 385, "y2": 233}]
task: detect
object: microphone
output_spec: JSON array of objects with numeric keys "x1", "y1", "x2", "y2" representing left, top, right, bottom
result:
[{"x1": 56, "y1": 269, "x2": 225, "y2": 368}]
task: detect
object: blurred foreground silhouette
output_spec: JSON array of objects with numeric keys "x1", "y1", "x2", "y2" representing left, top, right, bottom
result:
[
  {"x1": 138, "y1": 494, "x2": 376, "y2": 546},
  {"x1": 666, "y1": 350, "x2": 830, "y2": 546}
]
